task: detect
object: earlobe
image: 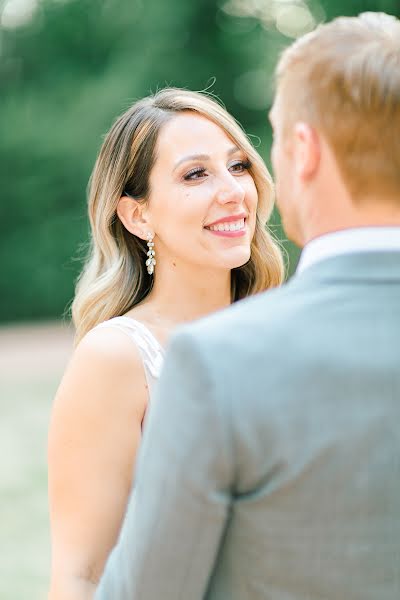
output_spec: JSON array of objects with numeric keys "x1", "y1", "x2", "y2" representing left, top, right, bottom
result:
[
  {"x1": 116, "y1": 196, "x2": 151, "y2": 241},
  {"x1": 294, "y1": 122, "x2": 320, "y2": 180}
]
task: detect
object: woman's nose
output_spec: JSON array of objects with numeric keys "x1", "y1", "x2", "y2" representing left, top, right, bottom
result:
[{"x1": 215, "y1": 174, "x2": 245, "y2": 205}]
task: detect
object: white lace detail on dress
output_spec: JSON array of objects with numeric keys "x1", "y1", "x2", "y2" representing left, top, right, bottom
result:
[{"x1": 94, "y1": 316, "x2": 165, "y2": 391}]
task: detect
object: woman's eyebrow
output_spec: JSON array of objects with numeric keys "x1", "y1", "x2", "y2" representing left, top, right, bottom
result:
[
  {"x1": 173, "y1": 146, "x2": 241, "y2": 171},
  {"x1": 173, "y1": 153, "x2": 209, "y2": 171}
]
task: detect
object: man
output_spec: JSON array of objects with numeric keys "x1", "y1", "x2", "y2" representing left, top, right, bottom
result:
[{"x1": 96, "y1": 12, "x2": 400, "y2": 599}]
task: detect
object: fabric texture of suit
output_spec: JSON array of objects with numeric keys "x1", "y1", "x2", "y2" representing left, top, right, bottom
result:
[{"x1": 96, "y1": 251, "x2": 400, "y2": 600}]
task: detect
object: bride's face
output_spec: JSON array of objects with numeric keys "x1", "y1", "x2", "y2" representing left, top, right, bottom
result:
[{"x1": 145, "y1": 111, "x2": 258, "y2": 272}]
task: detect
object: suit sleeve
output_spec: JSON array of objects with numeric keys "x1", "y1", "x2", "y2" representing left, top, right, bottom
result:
[{"x1": 95, "y1": 330, "x2": 234, "y2": 600}]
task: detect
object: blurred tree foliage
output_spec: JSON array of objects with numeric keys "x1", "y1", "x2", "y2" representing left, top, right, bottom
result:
[{"x1": 0, "y1": 0, "x2": 399, "y2": 322}]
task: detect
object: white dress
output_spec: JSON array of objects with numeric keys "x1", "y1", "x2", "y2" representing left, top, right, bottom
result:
[{"x1": 94, "y1": 315, "x2": 165, "y2": 394}]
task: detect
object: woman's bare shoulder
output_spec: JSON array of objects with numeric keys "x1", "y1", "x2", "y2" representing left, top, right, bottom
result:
[
  {"x1": 77, "y1": 322, "x2": 141, "y2": 361},
  {"x1": 74, "y1": 323, "x2": 146, "y2": 378},
  {"x1": 53, "y1": 324, "x2": 148, "y2": 422}
]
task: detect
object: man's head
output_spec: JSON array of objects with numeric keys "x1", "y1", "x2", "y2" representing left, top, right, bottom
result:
[{"x1": 270, "y1": 12, "x2": 400, "y2": 246}]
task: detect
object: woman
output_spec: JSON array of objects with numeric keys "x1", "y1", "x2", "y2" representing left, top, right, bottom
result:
[{"x1": 48, "y1": 88, "x2": 284, "y2": 599}]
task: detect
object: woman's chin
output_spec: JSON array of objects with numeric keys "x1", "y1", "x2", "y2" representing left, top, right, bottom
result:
[{"x1": 216, "y1": 246, "x2": 251, "y2": 270}]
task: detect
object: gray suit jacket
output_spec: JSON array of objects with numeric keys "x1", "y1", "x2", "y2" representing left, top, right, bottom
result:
[{"x1": 96, "y1": 251, "x2": 400, "y2": 599}]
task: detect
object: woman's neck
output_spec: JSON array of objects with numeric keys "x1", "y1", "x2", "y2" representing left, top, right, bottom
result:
[{"x1": 139, "y1": 262, "x2": 232, "y2": 327}]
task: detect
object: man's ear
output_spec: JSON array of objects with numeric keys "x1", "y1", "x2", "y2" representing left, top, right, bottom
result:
[
  {"x1": 117, "y1": 196, "x2": 152, "y2": 241},
  {"x1": 293, "y1": 122, "x2": 321, "y2": 181}
]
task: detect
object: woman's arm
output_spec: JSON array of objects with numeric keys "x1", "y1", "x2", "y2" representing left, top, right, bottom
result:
[{"x1": 48, "y1": 327, "x2": 148, "y2": 600}]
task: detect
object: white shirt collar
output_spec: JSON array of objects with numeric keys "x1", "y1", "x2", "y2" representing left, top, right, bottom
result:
[{"x1": 296, "y1": 227, "x2": 400, "y2": 275}]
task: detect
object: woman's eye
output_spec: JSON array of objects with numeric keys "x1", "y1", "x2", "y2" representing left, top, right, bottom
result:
[
  {"x1": 229, "y1": 160, "x2": 252, "y2": 174},
  {"x1": 183, "y1": 167, "x2": 207, "y2": 181}
]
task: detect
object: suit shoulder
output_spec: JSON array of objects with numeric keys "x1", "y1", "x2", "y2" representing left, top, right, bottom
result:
[
  {"x1": 173, "y1": 277, "x2": 311, "y2": 358},
  {"x1": 196, "y1": 277, "x2": 307, "y2": 329}
]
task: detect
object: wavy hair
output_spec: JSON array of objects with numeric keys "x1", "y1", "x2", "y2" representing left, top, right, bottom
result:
[{"x1": 72, "y1": 88, "x2": 284, "y2": 344}]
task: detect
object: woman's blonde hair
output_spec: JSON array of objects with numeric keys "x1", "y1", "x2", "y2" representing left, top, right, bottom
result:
[{"x1": 72, "y1": 88, "x2": 284, "y2": 344}]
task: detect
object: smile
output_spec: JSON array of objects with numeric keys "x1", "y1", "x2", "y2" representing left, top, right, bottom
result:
[{"x1": 205, "y1": 218, "x2": 245, "y2": 232}]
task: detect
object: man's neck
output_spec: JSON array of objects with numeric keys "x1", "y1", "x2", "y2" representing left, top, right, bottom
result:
[{"x1": 302, "y1": 202, "x2": 400, "y2": 246}]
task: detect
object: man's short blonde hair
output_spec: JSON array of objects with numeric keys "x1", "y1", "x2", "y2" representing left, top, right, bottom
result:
[{"x1": 276, "y1": 12, "x2": 400, "y2": 200}]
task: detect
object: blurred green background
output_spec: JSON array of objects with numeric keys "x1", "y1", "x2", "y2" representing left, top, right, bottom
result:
[
  {"x1": 1, "y1": 0, "x2": 398, "y2": 324},
  {"x1": 0, "y1": 0, "x2": 399, "y2": 598}
]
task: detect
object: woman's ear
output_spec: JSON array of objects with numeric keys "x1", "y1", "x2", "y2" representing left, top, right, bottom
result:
[{"x1": 117, "y1": 196, "x2": 152, "y2": 241}]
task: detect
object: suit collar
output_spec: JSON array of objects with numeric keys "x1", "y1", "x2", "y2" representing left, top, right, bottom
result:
[
  {"x1": 297, "y1": 227, "x2": 400, "y2": 276},
  {"x1": 292, "y1": 251, "x2": 400, "y2": 284}
]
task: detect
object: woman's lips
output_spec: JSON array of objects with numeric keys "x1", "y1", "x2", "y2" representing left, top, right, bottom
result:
[
  {"x1": 205, "y1": 212, "x2": 247, "y2": 227},
  {"x1": 204, "y1": 218, "x2": 247, "y2": 238},
  {"x1": 204, "y1": 216, "x2": 247, "y2": 237},
  {"x1": 205, "y1": 227, "x2": 246, "y2": 238}
]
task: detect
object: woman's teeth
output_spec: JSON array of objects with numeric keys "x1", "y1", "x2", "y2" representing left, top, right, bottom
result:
[{"x1": 207, "y1": 218, "x2": 245, "y2": 232}]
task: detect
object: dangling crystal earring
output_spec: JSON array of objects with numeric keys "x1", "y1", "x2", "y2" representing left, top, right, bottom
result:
[{"x1": 146, "y1": 232, "x2": 156, "y2": 275}]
